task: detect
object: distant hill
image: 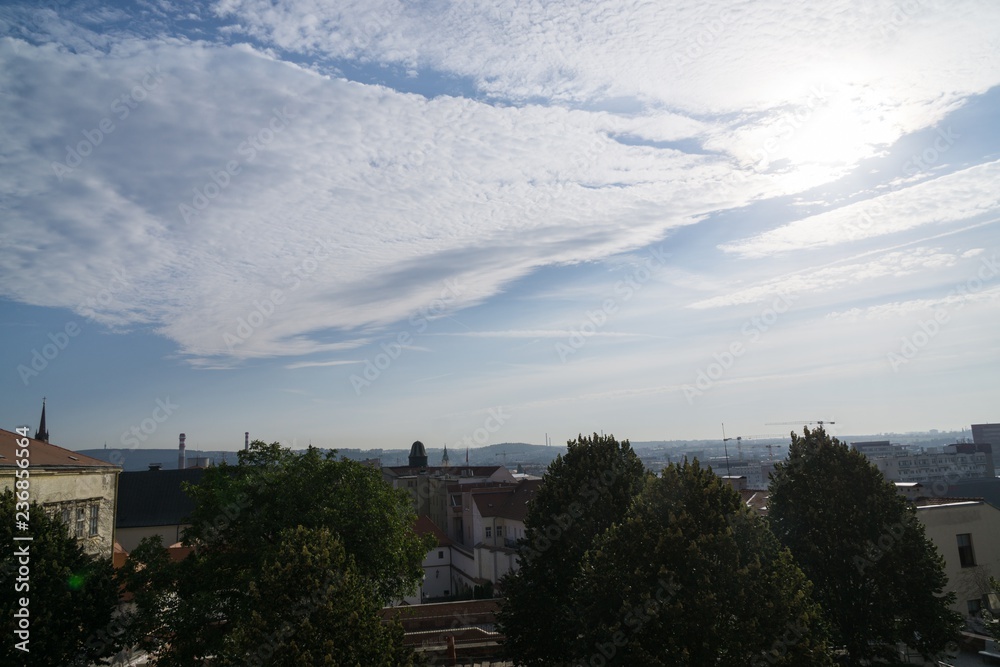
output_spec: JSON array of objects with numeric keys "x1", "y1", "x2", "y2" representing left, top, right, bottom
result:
[
  {"x1": 77, "y1": 430, "x2": 978, "y2": 473},
  {"x1": 340, "y1": 442, "x2": 565, "y2": 467},
  {"x1": 76, "y1": 448, "x2": 237, "y2": 472}
]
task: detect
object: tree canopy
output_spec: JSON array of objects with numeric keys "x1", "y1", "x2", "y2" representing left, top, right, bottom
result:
[
  {"x1": 768, "y1": 427, "x2": 962, "y2": 664},
  {"x1": 0, "y1": 489, "x2": 120, "y2": 667},
  {"x1": 574, "y1": 460, "x2": 832, "y2": 666},
  {"x1": 120, "y1": 441, "x2": 432, "y2": 666},
  {"x1": 498, "y1": 432, "x2": 648, "y2": 666}
]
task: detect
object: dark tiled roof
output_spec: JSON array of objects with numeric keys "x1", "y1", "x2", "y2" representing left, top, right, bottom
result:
[
  {"x1": 116, "y1": 468, "x2": 206, "y2": 528},
  {"x1": 469, "y1": 479, "x2": 542, "y2": 520},
  {"x1": 495, "y1": 479, "x2": 542, "y2": 521},
  {"x1": 0, "y1": 429, "x2": 119, "y2": 469},
  {"x1": 413, "y1": 515, "x2": 451, "y2": 546},
  {"x1": 472, "y1": 491, "x2": 514, "y2": 517}
]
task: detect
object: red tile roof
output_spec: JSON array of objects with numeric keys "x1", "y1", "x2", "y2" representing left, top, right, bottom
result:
[{"x1": 0, "y1": 429, "x2": 119, "y2": 469}]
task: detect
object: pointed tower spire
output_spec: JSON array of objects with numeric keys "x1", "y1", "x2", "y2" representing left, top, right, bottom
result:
[
  {"x1": 442, "y1": 444, "x2": 451, "y2": 468},
  {"x1": 35, "y1": 398, "x2": 49, "y2": 443}
]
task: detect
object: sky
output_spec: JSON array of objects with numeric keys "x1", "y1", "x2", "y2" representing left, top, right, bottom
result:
[{"x1": 1, "y1": 0, "x2": 999, "y2": 454}]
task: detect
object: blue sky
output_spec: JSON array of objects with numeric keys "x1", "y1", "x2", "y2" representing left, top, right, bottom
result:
[{"x1": 1, "y1": 0, "x2": 999, "y2": 453}]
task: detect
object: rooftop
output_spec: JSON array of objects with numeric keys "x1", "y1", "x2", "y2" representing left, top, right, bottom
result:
[
  {"x1": 413, "y1": 514, "x2": 451, "y2": 546},
  {"x1": 116, "y1": 467, "x2": 207, "y2": 528},
  {"x1": 384, "y1": 465, "x2": 506, "y2": 477},
  {"x1": 0, "y1": 428, "x2": 119, "y2": 470}
]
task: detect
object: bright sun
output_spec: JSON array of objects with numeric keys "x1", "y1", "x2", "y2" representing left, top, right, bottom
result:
[{"x1": 739, "y1": 72, "x2": 905, "y2": 183}]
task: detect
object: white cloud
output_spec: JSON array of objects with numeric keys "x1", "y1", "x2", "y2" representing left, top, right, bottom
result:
[
  {"x1": 215, "y1": 0, "x2": 1000, "y2": 112},
  {"x1": 0, "y1": 36, "x2": 765, "y2": 363},
  {"x1": 825, "y1": 285, "x2": 1000, "y2": 322},
  {"x1": 284, "y1": 359, "x2": 364, "y2": 369},
  {"x1": 427, "y1": 330, "x2": 650, "y2": 339},
  {"x1": 689, "y1": 247, "x2": 962, "y2": 309},
  {"x1": 722, "y1": 161, "x2": 1000, "y2": 257},
  {"x1": 2, "y1": 3, "x2": 999, "y2": 376},
  {"x1": 216, "y1": 0, "x2": 1000, "y2": 176}
]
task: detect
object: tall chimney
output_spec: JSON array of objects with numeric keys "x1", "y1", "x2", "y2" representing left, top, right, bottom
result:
[
  {"x1": 245, "y1": 432, "x2": 249, "y2": 451},
  {"x1": 178, "y1": 433, "x2": 186, "y2": 470}
]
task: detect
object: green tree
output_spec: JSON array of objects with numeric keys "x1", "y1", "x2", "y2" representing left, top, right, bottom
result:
[
  {"x1": 219, "y1": 525, "x2": 416, "y2": 666},
  {"x1": 768, "y1": 427, "x2": 962, "y2": 664},
  {"x1": 0, "y1": 489, "x2": 120, "y2": 667},
  {"x1": 497, "y1": 433, "x2": 648, "y2": 666},
  {"x1": 120, "y1": 442, "x2": 432, "y2": 666},
  {"x1": 574, "y1": 460, "x2": 832, "y2": 666}
]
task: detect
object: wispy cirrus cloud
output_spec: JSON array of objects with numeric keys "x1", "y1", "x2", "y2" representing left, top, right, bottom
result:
[
  {"x1": 426, "y1": 330, "x2": 652, "y2": 339},
  {"x1": 722, "y1": 161, "x2": 1000, "y2": 258},
  {"x1": 689, "y1": 247, "x2": 963, "y2": 309},
  {"x1": 284, "y1": 359, "x2": 365, "y2": 370},
  {"x1": 0, "y1": 33, "x2": 756, "y2": 365}
]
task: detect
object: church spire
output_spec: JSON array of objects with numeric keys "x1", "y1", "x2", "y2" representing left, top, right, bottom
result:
[
  {"x1": 442, "y1": 444, "x2": 451, "y2": 468},
  {"x1": 35, "y1": 398, "x2": 49, "y2": 443}
]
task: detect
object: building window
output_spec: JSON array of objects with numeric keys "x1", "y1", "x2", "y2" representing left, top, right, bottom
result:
[
  {"x1": 967, "y1": 598, "x2": 983, "y2": 616},
  {"x1": 61, "y1": 507, "x2": 70, "y2": 526},
  {"x1": 89, "y1": 504, "x2": 99, "y2": 536},
  {"x1": 76, "y1": 507, "x2": 86, "y2": 538},
  {"x1": 438, "y1": 550, "x2": 444, "y2": 559},
  {"x1": 485, "y1": 527, "x2": 492, "y2": 538},
  {"x1": 957, "y1": 533, "x2": 976, "y2": 567},
  {"x1": 496, "y1": 525, "x2": 503, "y2": 536}
]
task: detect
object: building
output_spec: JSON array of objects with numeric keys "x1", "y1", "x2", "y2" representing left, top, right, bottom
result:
[
  {"x1": 851, "y1": 440, "x2": 897, "y2": 459},
  {"x1": 971, "y1": 423, "x2": 1000, "y2": 453},
  {"x1": 875, "y1": 446, "x2": 994, "y2": 483},
  {"x1": 947, "y1": 442, "x2": 996, "y2": 477},
  {"x1": 115, "y1": 467, "x2": 206, "y2": 551},
  {"x1": 853, "y1": 439, "x2": 994, "y2": 483},
  {"x1": 395, "y1": 474, "x2": 542, "y2": 603},
  {"x1": 915, "y1": 498, "x2": 1000, "y2": 618},
  {"x1": 736, "y1": 485, "x2": 1000, "y2": 619},
  {"x1": 382, "y1": 441, "x2": 515, "y2": 534},
  {"x1": 0, "y1": 424, "x2": 121, "y2": 559},
  {"x1": 720, "y1": 460, "x2": 777, "y2": 490},
  {"x1": 471, "y1": 479, "x2": 541, "y2": 583},
  {"x1": 441, "y1": 478, "x2": 542, "y2": 584},
  {"x1": 400, "y1": 515, "x2": 478, "y2": 604}
]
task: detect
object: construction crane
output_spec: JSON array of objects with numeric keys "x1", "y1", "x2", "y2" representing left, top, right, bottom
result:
[
  {"x1": 726, "y1": 435, "x2": 743, "y2": 462},
  {"x1": 721, "y1": 423, "x2": 735, "y2": 475},
  {"x1": 741, "y1": 433, "x2": 790, "y2": 462},
  {"x1": 742, "y1": 442, "x2": 783, "y2": 462}
]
